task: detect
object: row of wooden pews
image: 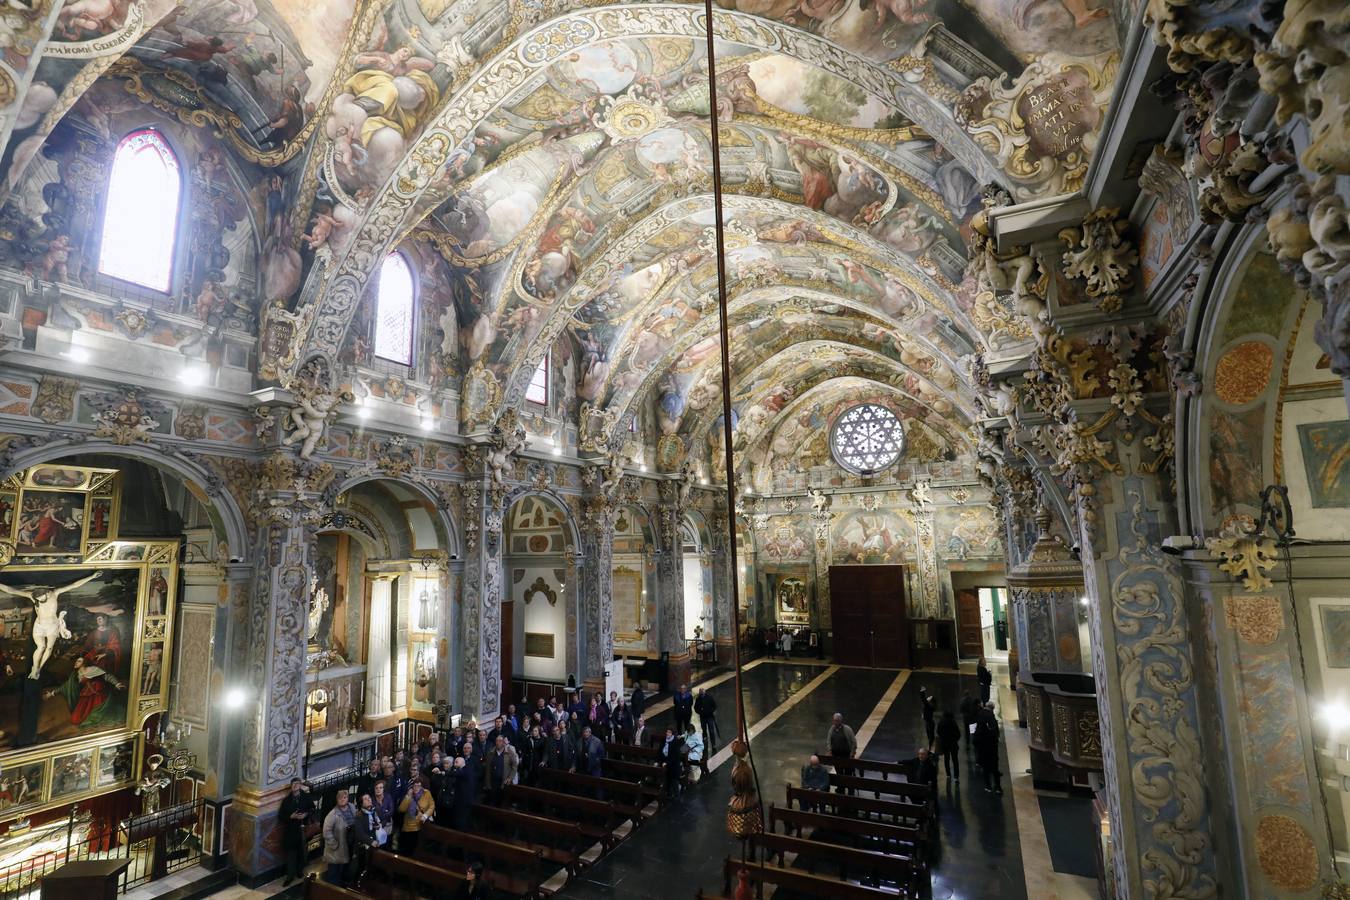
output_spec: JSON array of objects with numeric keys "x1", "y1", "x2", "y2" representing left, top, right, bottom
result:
[{"x1": 695, "y1": 754, "x2": 935, "y2": 900}]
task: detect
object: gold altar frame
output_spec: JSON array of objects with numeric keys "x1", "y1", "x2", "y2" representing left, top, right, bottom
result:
[
  {"x1": 0, "y1": 538, "x2": 177, "y2": 823},
  {"x1": 2, "y1": 464, "x2": 121, "y2": 561}
]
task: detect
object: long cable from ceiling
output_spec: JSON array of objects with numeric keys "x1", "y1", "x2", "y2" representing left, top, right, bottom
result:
[{"x1": 702, "y1": 0, "x2": 766, "y2": 854}]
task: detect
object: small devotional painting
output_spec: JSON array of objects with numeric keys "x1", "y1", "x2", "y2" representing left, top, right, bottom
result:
[{"x1": 3, "y1": 465, "x2": 119, "y2": 560}]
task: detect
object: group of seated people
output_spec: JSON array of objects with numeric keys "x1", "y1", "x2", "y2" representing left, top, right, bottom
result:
[{"x1": 318, "y1": 689, "x2": 709, "y2": 889}]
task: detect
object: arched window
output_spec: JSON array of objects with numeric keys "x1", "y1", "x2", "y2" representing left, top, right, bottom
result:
[
  {"x1": 830, "y1": 403, "x2": 905, "y2": 474},
  {"x1": 98, "y1": 130, "x2": 181, "y2": 292},
  {"x1": 374, "y1": 252, "x2": 415, "y2": 365},
  {"x1": 525, "y1": 353, "x2": 550, "y2": 405}
]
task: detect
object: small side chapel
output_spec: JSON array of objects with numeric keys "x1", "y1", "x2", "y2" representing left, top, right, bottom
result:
[{"x1": 0, "y1": 0, "x2": 1346, "y2": 897}]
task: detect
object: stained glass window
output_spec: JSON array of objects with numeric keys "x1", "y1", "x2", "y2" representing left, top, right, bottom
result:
[
  {"x1": 525, "y1": 353, "x2": 549, "y2": 405},
  {"x1": 374, "y1": 252, "x2": 415, "y2": 365},
  {"x1": 830, "y1": 403, "x2": 905, "y2": 474},
  {"x1": 98, "y1": 130, "x2": 181, "y2": 292}
]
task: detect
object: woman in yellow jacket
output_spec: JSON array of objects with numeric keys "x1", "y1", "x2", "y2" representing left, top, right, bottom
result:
[{"x1": 397, "y1": 776, "x2": 435, "y2": 856}]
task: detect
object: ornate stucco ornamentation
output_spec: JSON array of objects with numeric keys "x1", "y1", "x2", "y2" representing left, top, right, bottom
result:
[
  {"x1": 1059, "y1": 208, "x2": 1138, "y2": 314},
  {"x1": 175, "y1": 403, "x2": 208, "y2": 440},
  {"x1": 1206, "y1": 520, "x2": 1279, "y2": 592},
  {"x1": 1144, "y1": 0, "x2": 1266, "y2": 73},
  {"x1": 33, "y1": 375, "x2": 78, "y2": 425},
  {"x1": 90, "y1": 387, "x2": 165, "y2": 444},
  {"x1": 460, "y1": 361, "x2": 502, "y2": 432},
  {"x1": 114, "y1": 306, "x2": 156, "y2": 340},
  {"x1": 0, "y1": 540, "x2": 14, "y2": 567},
  {"x1": 485, "y1": 409, "x2": 527, "y2": 490},
  {"x1": 258, "y1": 299, "x2": 316, "y2": 383},
  {"x1": 1255, "y1": 0, "x2": 1350, "y2": 177},
  {"x1": 578, "y1": 402, "x2": 618, "y2": 455},
  {"x1": 1222, "y1": 594, "x2": 1284, "y2": 646},
  {"x1": 280, "y1": 380, "x2": 351, "y2": 460}
]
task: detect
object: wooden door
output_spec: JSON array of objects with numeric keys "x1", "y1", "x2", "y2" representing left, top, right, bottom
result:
[
  {"x1": 829, "y1": 566, "x2": 909, "y2": 668},
  {"x1": 500, "y1": 600, "x2": 514, "y2": 712},
  {"x1": 956, "y1": 589, "x2": 983, "y2": 658}
]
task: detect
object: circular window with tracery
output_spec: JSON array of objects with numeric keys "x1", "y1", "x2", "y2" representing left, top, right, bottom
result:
[{"x1": 830, "y1": 403, "x2": 905, "y2": 474}]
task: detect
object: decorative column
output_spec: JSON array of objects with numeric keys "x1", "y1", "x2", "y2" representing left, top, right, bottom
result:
[
  {"x1": 578, "y1": 488, "x2": 616, "y2": 694},
  {"x1": 656, "y1": 480, "x2": 689, "y2": 689},
  {"x1": 458, "y1": 410, "x2": 524, "y2": 721},
  {"x1": 228, "y1": 453, "x2": 330, "y2": 880},
  {"x1": 1187, "y1": 525, "x2": 1334, "y2": 895},
  {"x1": 809, "y1": 490, "x2": 832, "y2": 636},
  {"x1": 907, "y1": 503, "x2": 942, "y2": 618}
]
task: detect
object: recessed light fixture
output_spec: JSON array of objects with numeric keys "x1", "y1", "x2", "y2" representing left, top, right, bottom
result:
[{"x1": 63, "y1": 347, "x2": 90, "y2": 364}]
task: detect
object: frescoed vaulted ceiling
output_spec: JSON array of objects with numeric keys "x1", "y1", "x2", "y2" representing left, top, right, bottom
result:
[{"x1": 0, "y1": 0, "x2": 1123, "y2": 480}]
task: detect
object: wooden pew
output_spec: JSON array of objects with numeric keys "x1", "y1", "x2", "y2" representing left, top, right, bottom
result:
[
  {"x1": 721, "y1": 858, "x2": 900, "y2": 898},
  {"x1": 535, "y1": 766, "x2": 658, "y2": 821},
  {"x1": 473, "y1": 804, "x2": 593, "y2": 873},
  {"x1": 829, "y1": 773, "x2": 932, "y2": 806},
  {"x1": 303, "y1": 875, "x2": 365, "y2": 900},
  {"x1": 749, "y1": 831, "x2": 924, "y2": 898},
  {"x1": 365, "y1": 849, "x2": 466, "y2": 900},
  {"x1": 787, "y1": 786, "x2": 929, "y2": 827},
  {"x1": 601, "y1": 757, "x2": 664, "y2": 786},
  {"x1": 504, "y1": 785, "x2": 624, "y2": 848},
  {"x1": 769, "y1": 804, "x2": 927, "y2": 856},
  {"x1": 817, "y1": 754, "x2": 913, "y2": 781},
  {"x1": 418, "y1": 822, "x2": 549, "y2": 897},
  {"x1": 608, "y1": 740, "x2": 709, "y2": 778}
]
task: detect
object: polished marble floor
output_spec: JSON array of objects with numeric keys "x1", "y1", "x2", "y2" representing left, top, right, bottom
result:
[{"x1": 556, "y1": 660, "x2": 1099, "y2": 900}]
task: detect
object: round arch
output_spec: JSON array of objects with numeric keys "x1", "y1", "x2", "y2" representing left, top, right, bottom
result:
[
  {"x1": 330, "y1": 474, "x2": 461, "y2": 559},
  {"x1": 0, "y1": 440, "x2": 249, "y2": 560}
]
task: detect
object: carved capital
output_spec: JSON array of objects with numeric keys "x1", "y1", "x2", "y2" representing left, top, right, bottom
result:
[
  {"x1": 1206, "y1": 520, "x2": 1279, "y2": 592},
  {"x1": 1058, "y1": 208, "x2": 1139, "y2": 313}
]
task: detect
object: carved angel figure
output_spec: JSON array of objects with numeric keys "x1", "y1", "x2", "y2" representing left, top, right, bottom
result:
[
  {"x1": 808, "y1": 488, "x2": 829, "y2": 515},
  {"x1": 282, "y1": 385, "x2": 346, "y2": 459},
  {"x1": 601, "y1": 454, "x2": 625, "y2": 497}
]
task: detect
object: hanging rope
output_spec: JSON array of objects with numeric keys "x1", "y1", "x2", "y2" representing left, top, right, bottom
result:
[{"x1": 702, "y1": 0, "x2": 764, "y2": 844}]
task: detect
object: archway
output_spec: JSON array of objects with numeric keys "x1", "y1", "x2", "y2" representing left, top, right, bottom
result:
[{"x1": 502, "y1": 494, "x2": 576, "y2": 712}]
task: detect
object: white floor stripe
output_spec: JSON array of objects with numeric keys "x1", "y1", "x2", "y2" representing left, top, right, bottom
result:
[{"x1": 854, "y1": 669, "x2": 910, "y2": 754}]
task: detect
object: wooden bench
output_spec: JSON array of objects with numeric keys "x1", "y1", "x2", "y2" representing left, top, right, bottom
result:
[
  {"x1": 473, "y1": 804, "x2": 594, "y2": 873},
  {"x1": 365, "y1": 849, "x2": 466, "y2": 900},
  {"x1": 769, "y1": 804, "x2": 927, "y2": 856},
  {"x1": 504, "y1": 785, "x2": 625, "y2": 848},
  {"x1": 601, "y1": 757, "x2": 666, "y2": 787},
  {"x1": 830, "y1": 773, "x2": 933, "y2": 806},
  {"x1": 721, "y1": 858, "x2": 901, "y2": 898},
  {"x1": 749, "y1": 831, "x2": 925, "y2": 898},
  {"x1": 608, "y1": 740, "x2": 709, "y2": 778},
  {"x1": 303, "y1": 875, "x2": 365, "y2": 900},
  {"x1": 817, "y1": 754, "x2": 913, "y2": 780},
  {"x1": 418, "y1": 822, "x2": 550, "y2": 897},
  {"x1": 787, "y1": 786, "x2": 930, "y2": 827},
  {"x1": 535, "y1": 766, "x2": 658, "y2": 821}
]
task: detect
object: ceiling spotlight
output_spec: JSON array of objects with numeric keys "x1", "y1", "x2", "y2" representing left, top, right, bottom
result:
[
  {"x1": 357, "y1": 406, "x2": 371, "y2": 420},
  {"x1": 179, "y1": 365, "x2": 208, "y2": 387},
  {"x1": 1080, "y1": 596, "x2": 1090, "y2": 607},
  {"x1": 420, "y1": 418, "x2": 435, "y2": 431},
  {"x1": 63, "y1": 347, "x2": 90, "y2": 364}
]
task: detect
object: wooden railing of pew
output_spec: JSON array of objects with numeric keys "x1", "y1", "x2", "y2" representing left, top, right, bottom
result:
[
  {"x1": 607, "y1": 740, "x2": 711, "y2": 779},
  {"x1": 749, "y1": 830, "x2": 925, "y2": 898},
  {"x1": 304, "y1": 875, "x2": 365, "y2": 900},
  {"x1": 719, "y1": 857, "x2": 906, "y2": 898},
  {"x1": 769, "y1": 803, "x2": 929, "y2": 859},
  {"x1": 418, "y1": 822, "x2": 564, "y2": 897},
  {"x1": 364, "y1": 849, "x2": 467, "y2": 900}
]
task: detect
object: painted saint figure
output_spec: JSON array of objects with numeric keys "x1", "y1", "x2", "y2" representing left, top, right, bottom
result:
[
  {"x1": 0, "y1": 571, "x2": 102, "y2": 678},
  {"x1": 43, "y1": 656, "x2": 127, "y2": 726}
]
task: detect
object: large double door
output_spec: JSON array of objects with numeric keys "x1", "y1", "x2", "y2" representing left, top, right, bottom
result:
[{"x1": 829, "y1": 565, "x2": 910, "y2": 668}]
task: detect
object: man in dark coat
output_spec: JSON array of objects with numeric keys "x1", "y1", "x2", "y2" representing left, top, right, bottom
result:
[
  {"x1": 973, "y1": 702, "x2": 1002, "y2": 794},
  {"x1": 576, "y1": 725, "x2": 605, "y2": 776},
  {"x1": 279, "y1": 777, "x2": 315, "y2": 886},
  {"x1": 977, "y1": 659, "x2": 993, "y2": 705},
  {"x1": 672, "y1": 684, "x2": 694, "y2": 734},
  {"x1": 694, "y1": 688, "x2": 719, "y2": 751},
  {"x1": 920, "y1": 687, "x2": 936, "y2": 747},
  {"x1": 629, "y1": 685, "x2": 646, "y2": 720},
  {"x1": 449, "y1": 756, "x2": 479, "y2": 829},
  {"x1": 960, "y1": 694, "x2": 979, "y2": 757},
  {"x1": 543, "y1": 723, "x2": 576, "y2": 771},
  {"x1": 659, "y1": 727, "x2": 686, "y2": 798}
]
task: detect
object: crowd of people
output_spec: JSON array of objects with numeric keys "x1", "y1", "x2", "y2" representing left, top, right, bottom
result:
[{"x1": 285, "y1": 686, "x2": 718, "y2": 891}]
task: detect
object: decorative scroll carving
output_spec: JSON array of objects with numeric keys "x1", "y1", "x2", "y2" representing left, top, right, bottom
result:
[
  {"x1": 1206, "y1": 521, "x2": 1278, "y2": 592},
  {"x1": 1059, "y1": 208, "x2": 1138, "y2": 313}
]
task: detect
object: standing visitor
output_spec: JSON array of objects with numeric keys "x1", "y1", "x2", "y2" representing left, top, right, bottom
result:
[
  {"x1": 694, "y1": 687, "x2": 719, "y2": 751},
  {"x1": 660, "y1": 727, "x2": 686, "y2": 797},
  {"x1": 683, "y1": 723, "x2": 704, "y2": 780},
  {"x1": 577, "y1": 725, "x2": 605, "y2": 776},
  {"x1": 672, "y1": 683, "x2": 694, "y2": 734},
  {"x1": 935, "y1": 709, "x2": 961, "y2": 781},
  {"x1": 321, "y1": 789, "x2": 354, "y2": 885},
  {"x1": 350, "y1": 793, "x2": 384, "y2": 887},
  {"x1": 630, "y1": 684, "x2": 646, "y2": 720},
  {"x1": 279, "y1": 778, "x2": 314, "y2": 886},
  {"x1": 960, "y1": 694, "x2": 979, "y2": 757},
  {"x1": 974, "y1": 702, "x2": 1002, "y2": 794},
  {"x1": 485, "y1": 735, "x2": 519, "y2": 806},
  {"x1": 780, "y1": 629, "x2": 793, "y2": 657},
  {"x1": 398, "y1": 776, "x2": 435, "y2": 854},
  {"x1": 977, "y1": 658, "x2": 993, "y2": 705},
  {"x1": 826, "y1": 713, "x2": 857, "y2": 787},
  {"x1": 920, "y1": 687, "x2": 936, "y2": 747}
]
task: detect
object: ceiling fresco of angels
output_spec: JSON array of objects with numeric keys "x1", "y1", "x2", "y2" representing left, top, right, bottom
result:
[{"x1": 0, "y1": 0, "x2": 1126, "y2": 482}]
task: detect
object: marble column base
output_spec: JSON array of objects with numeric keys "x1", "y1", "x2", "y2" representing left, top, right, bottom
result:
[{"x1": 227, "y1": 783, "x2": 291, "y2": 882}]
